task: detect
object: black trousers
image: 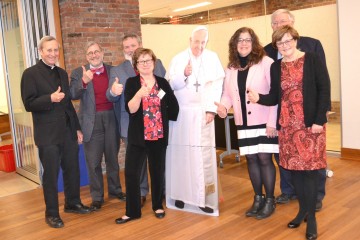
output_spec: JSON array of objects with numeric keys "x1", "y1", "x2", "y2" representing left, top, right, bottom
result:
[
  {"x1": 38, "y1": 125, "x2": 81, "y2": 217},
  {"x1": 125, "y1": 139, "x2": 166, "y2": 218}
]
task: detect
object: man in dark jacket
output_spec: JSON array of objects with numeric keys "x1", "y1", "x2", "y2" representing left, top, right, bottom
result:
[
  {"x1": 21, "y1": 36, "x2": 90, "y2": 228},
  {"x1": 70, "y1": 41, "x2": 126, "y2": 212}
]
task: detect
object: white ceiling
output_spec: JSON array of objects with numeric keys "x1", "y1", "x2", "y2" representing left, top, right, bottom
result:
[{"x1": 139, "y1": 0, "x2": 255, "y2": 18}]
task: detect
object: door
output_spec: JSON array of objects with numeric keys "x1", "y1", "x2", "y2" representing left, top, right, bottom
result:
[{"x1": 0, "y1": 0, "x2": 56, "y2": 183}]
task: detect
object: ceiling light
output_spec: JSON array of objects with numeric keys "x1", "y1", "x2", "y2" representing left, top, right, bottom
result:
[
  {"x1": 140, "y1": 12, "x2": 153, "y2": 17},
  {"x1": 173, "y1": 2, "x2": 212, "y2": 13}
]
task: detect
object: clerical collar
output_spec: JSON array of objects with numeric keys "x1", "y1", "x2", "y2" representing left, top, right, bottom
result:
[{"x1": 40, "y1": 59, "x2": 56, "y2": 70}]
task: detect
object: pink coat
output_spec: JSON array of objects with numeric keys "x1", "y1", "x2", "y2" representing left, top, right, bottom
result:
[{"x1": 220, "y1": 56, "x2": 277, "y2": 128}]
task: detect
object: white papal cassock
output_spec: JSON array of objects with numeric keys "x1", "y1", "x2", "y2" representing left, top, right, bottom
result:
[{"x1": 166, "y1": 48, "x2": 224, "y2": 216}]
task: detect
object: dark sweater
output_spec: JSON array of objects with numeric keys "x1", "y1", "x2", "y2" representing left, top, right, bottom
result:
[{"x1": 258, "y1": 52, "x2": 330, "y2": 130}]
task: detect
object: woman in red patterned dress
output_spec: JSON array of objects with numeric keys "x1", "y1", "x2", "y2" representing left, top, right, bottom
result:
[{"x1": 248, "y1": 26, "x2": 330, "y2": 240}]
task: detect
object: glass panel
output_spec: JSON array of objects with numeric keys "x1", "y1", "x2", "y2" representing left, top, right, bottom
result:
[{"x1": 0, "y1": 0, "x2": 40, "y2": 183}]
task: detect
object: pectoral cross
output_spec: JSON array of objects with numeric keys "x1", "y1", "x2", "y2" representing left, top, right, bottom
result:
[{"x1": 194, "y1": 81, "x2": 201, "y2": 92}]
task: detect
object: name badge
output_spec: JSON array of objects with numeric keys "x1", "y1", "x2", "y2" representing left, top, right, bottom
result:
[{"x1": 157, "y1": 89, "x2": 165, "y2": 99}]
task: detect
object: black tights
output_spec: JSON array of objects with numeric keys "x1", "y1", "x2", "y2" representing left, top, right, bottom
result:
[
  {"x1": 246, "y1": 153, "x2": 275, "y2": 198},
  {"x1": 292, "y1": 170, "x2": 319, "y2": 233}
]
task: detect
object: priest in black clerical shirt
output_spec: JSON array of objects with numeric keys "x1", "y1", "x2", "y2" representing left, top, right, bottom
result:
[{"x1": 20, "y1": 36, "x2": 90, "y2": 228}]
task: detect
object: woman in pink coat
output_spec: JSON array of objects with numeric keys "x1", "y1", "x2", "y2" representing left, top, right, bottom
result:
[{"x1": 216, "y1": 27, "x2": 278, "y2": 219}]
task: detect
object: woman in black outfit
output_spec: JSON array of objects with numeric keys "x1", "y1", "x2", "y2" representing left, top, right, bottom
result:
[{"x1": 115, "y1": 48, "x2": 179, "y2": 224}]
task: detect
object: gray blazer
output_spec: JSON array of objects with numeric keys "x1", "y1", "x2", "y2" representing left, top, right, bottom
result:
[
  {"x1": 70, "y1": 63, "x2": 113, "y2": 142},
  {"x1": 106, "y1": 59, "x2": 166, "y2": 137}
]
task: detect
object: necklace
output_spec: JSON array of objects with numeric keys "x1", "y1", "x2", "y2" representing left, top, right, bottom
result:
[{"x1": 238, "y1": 64, "x2": 249, "y2": 71}]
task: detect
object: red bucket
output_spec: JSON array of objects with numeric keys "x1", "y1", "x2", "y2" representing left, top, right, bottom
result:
[{"x1": 0, "y1": 144, "x2": 15, "y2": 172}]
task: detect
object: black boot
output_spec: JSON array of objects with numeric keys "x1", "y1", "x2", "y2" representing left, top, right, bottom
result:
[
  {"x1": 245, "y1": 195, "x2": 264, "y2": 217},
  {"x1": 256, "y1": 197, "x2": 276, "y2": 219},
  {"x1": 306, "y1": 217, "x2": 317, "y2": 240}
]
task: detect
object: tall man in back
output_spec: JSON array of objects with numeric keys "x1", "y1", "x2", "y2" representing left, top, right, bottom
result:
[
  {"x1": 166, "y1": 26, "x2": 224, "y2": 216},
  {"x1": 21, "y1": 36, "x2": 90, "y2": 228},
  {"x1": 106, "y1": 34, "x2": 166, "y2": 207},
  {"x1": 70, "y1": 41, "x2": 126, "y2": 212},
  {"x1": 264, "y1": 9, "x2": 330, "y2": 211}
]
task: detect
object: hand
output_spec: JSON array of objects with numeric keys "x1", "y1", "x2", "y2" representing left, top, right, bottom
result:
[
  {"x1": 206, "y1": 112, "x2": 215, "y2": 124},
  {"x1": 77, "y1": 130, "x2": 83, "y2": 144},
  {"x1": 136, "y1": 85, "x2": 150, "y2": 98},
  {"x1": 184, "y1": 59, "x2": 192, "y2": 77},
  {"x1": 309, "y1": 124, "x2": 323, "y2": 134},
  {"x1": 51, "y1": 86, "x2": 65, "y2": 103},
  {"x1": 266, "y1": 126, "x2": 277, "y2": 138},
  {"x1": 247, "y1": 88, "x2": 259, "y2": 103},
  {"x1": 82, "y1": 66, "x2": 93, "y2": 84},
  {"x1": 214, "y1": 102, "x2": 227, "y2": 118},
  {"x1": 111, "y1": 77, "x2": 124, "y2": 96}
]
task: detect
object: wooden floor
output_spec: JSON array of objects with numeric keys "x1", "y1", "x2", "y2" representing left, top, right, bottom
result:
[{"x1": 1, "y1": 152, "x2": 359, "y2": 240}]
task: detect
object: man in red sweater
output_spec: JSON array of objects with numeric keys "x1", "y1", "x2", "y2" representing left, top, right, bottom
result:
[{"x1": 70, "y1": 42, "x2": 126, "y2": 212}]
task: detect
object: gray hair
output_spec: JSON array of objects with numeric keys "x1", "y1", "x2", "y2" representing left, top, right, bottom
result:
[
  {"x1": 37, "y1": 36, "x2": 58, "y2": 50},
  {"x1": 191, "y1": 26, "x2": 209, "y2": 43},
  {"x1": 122, "y1": 33, "x2": 142, "y2": 45},
  {"x1": 271, "y1": 9, "x2": 295, "y2": 23},
  {"x1": 84, "y1": 41, "x2": 102, "y2": 52}
]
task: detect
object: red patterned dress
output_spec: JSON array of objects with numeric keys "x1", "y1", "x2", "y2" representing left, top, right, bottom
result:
[{"x1": 278, "y1": 55, "x2": 327, "y2": 171}]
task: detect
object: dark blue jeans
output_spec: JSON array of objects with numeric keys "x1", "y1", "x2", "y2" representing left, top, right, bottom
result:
[{"x1": 274, "y1": 153, "x2": 326, "y2": 201}]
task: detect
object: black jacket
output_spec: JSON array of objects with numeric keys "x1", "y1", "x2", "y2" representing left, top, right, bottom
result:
[
  {"x1": 124, "y1": 75, "x2": 179, "y2": 147},
  {"x1": 21, "y1": 60, "x2": 80, "y2": 146},
  {"x1": 258, "y1": 52, "x2": 330, "y2": 130}
]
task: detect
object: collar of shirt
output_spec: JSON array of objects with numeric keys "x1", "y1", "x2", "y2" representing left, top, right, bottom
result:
[
  {"x1": 90, "y1": 64, "x2": 104, "y2": 74},
  {"x1": 41, "y1": 59, "x2": 56, "y2": 69}
]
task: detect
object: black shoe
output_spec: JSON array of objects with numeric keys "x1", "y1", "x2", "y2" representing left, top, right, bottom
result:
[
  {"x1": 306, "y1": 217, "x2": 317, "y2": 240},
  {"x1": 315, "y1": 200, "x2": 322, "y2": 212},
  {"x1": 275, "y1": 193, "x2": 296, "y2": 204},
  {"x1": 45, "y1": 216, "x2": 64, "y2": 228},
  {"x1": 175, "y1": 200, "x2": 185, "y2": 209},
  {"x1": 115, "y1": 216, "x2": 136, "y2": 224},
  {"x1": 64, "y1": 203, "x2": 91, "y2": 214},
  {"x1": 90, "y1": 201, "x2": 102, "y2": 211},
  {"x1": 245, "y1": 195, "x2": 264, "y2": 217},
  {"x1": 109, "y1": 192, "x2": 126, "y2": 201},
  {"x1": 154, "y1": 210, "x2": 166, "y2": 219},
  {"x1": 256, "y1": 197, "x2": 276, "y2": 219},
  {"x1": 288, "y1": 213, "x2": 308, "y2": 228},
  {"x1": 199, "y1": 206, "x2": 214, "y2": 213},
  {"x1": 141, "y1": 196, "x2": 146, "y2": 208},
  {"x1": 306, "y1": 233, "x2": 318, "y2": 240}
]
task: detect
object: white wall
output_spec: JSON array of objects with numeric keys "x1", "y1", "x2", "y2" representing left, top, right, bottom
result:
[
  {"x1": 142, "y1": 5, "x2": 339, "y2": 101},
  {"x1": 338, "y1": 0, "x2": 360, "y2": 149}
]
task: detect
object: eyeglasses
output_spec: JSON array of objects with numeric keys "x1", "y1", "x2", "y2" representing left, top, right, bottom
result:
[
  {"x1": 137, "y1": 59, "x2": 153, "y2": 65},
  {"x1": 276, "y1": 38, "x2": 294, "y2": 48},
  {"x1": 86, "y1": 50, "x2": 101, "y2": 56},
  {"x1": 238, "y1": 38, "x2": 252, "y2": 44},
  {"x1": 271, "y1": 20, "x2": 290, "y2": 26}
]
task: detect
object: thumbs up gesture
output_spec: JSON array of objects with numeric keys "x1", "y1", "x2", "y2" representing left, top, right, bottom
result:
[
  {"x1": 184, "y1": 59, "x2": 192, "y2": 77},
  {"x1": 247, "y1": 88, "x2": 260, "y2": 103},
  {"x1": 51, "y1": 86, "x2": 65, "y2": 103},
  {"x1": 111, "y1": 77, "x2": 124, "y2": 96},
  {"x1": 82, "y1": 65, "x2": 93, "y2": 84}
]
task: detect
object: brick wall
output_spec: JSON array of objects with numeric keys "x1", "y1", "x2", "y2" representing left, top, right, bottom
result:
[
  {"x1": 59, "y1": 0, "x2": 141, "y2": 74},
  {"x1": 142, "y1": 0, "x2": 336, "y2": 24}
]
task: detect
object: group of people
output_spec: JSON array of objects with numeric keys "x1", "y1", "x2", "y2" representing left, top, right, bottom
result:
[{"x1": 20, "y1": 8, "x2": 330, "y2": 240}]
